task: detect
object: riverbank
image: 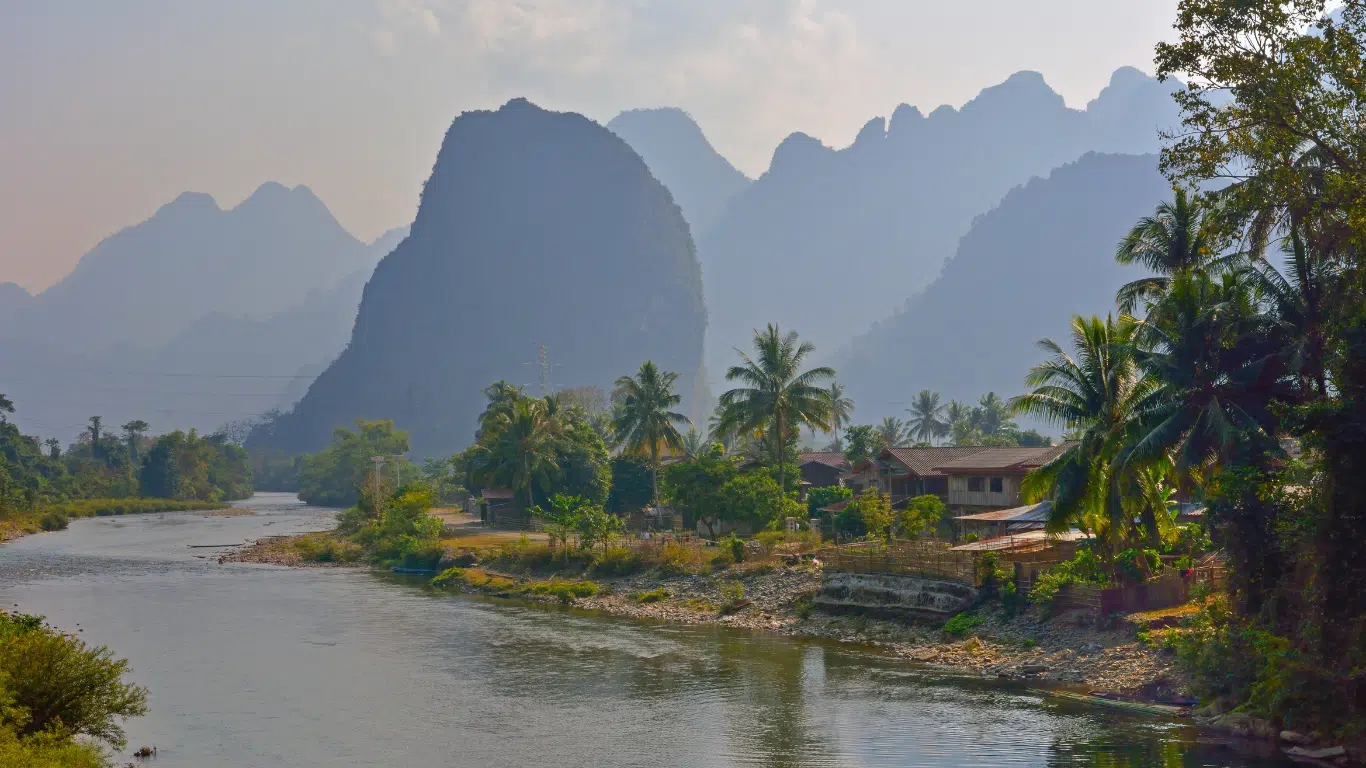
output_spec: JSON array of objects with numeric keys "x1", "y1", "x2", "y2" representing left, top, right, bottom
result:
[{"x1": 0, "y1": 498, "x2": 233, "y2": 543}]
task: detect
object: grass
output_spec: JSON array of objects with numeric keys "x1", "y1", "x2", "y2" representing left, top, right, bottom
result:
[
  {"x1": 431, "y1": 567, "x2": 601, "y2": 603},
  {"x1": 942, "y1": 612, "x2": 984, "y2": 638},
  {"x1": 630, "y1": 587, "x2": 671, "y2": 604},
  {"x1": 1, "y1": 497, "x2": 234, "y2": 542}
]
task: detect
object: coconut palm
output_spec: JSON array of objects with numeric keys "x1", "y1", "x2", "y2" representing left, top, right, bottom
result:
[
  {"x1": 485, "y1": 399, "x2": 559, "y2": 510},
  {"x1": 1247, "y1": 227, "x2": 1337, "y2": 398},
  {"x1": 613, "y1": 361, "x2": 690, "y2": 508},
  {"x1": 906, "y1": 390, "x2": 946, "y2": 444},
  {"x1": 715, "y1": 324, "x2": 835, "y2": 492},
  {"x1": 877, "y1": 416, "x2": 910, "y2": 449},
  {"x1": 680, "y1": 426, "x2": 708, "y2": 459},
  {"x1": 1114, "y1": 189, "x2": 1223, "y2": 313},
  {"x1": 825, "y1": 381, "x2": 854, "y2": 447},
  {"x1": 1011, "y1": 314, "x2": 1161, "y2": 548},
  {"x1": 477, "y1": 380, "x2": 527, "y2": 439}
]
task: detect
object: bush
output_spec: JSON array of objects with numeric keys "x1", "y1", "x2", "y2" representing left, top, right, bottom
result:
[
  {"x1": 0, "y1": 613, "x2": 148, "y2": 749},
  {"x1": 527, "y1": 579, "x2": 600, "y2": 603},
  {"x1": 592, "y1": 545, "x2": 645, "y2": 577},
  {"x1": 942, "y1": 612, "x2": 984, "y2": 638},
  {"x1": 807, "y1": 485, "x2": 852, "y2": 516},
  {"x1": 293, "y1": 535, "x2": 362, "y2": 564},
  {"x1": 793, "y1": 592, "x2": 815, "y2": 620},
  {"x1": 725, "y1": 536, "x2": 746, "y2": 564},
  {"x1": 631, "y1": 588, "x2": 671, "y2": 603},
  {"x1": 37, "y1": 512, "x2": 67, "y2": 532},
  {"x1": 719, "y1": 580, "x2": 746, "y2": 612},
  {"x1": 1028, "y1": 549, "x2": 1108, "y2": 606}
]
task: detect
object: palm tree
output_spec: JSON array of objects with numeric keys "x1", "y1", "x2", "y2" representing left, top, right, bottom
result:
[
  {"x1": 680, "y1": 427, "x2": 707, "y2": 459},
  {"x1": 877, "y1": 416, "x2": 909, "y2": 449},
  {"x1": 825, "y1": 382, "x2": 854, "y2": 448},
  {"x1": 973, "y1": 392, "x2": 1015, "y2": 436},
  {"x1": 486, "y1": 399, "x2": 559, "y2": 511},
  {"x1": 613, "y1": 361, "x2": 690, "y2": 508},
  {"x1": 1114, "y1": 189, "x2": 1223, "y2": 313},
  {"x1": 906, "y1": 390, "x2": 946, "y2": 444},
  {"x1": 1247, "y1": 227, "x2": 1337, "y2": 398},
  {"x1": 1011, "y1": 315, "x2": 1162, "y2": 548},
  {"x1": 715, "y1": 325, "x2": 835, "y2": 492},
  {"x1": 477, "y1": 380, "x2": 526, "y2": 439}
]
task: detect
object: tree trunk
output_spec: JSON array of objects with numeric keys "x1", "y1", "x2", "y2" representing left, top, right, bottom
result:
[
  {"x1": 651, "y1": 443, "x2": 660, "y2": 510},
  {"x1": 777, "y1": 411, "x2": 786, "y2": 493}
]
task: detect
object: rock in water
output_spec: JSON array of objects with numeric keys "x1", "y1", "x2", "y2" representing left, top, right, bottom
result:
[{"x1": 265, "y1": 98, "x2": 706, "y2": 456}]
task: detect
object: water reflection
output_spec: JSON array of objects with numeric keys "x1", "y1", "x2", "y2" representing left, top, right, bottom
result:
[{"x1": 0, "y1": 495, "x2": 1288, "y2": 768}]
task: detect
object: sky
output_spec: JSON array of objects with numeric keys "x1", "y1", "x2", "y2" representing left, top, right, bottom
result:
[{"x1": 0, "y1": 0, "x2": 1179, "y2": 293}]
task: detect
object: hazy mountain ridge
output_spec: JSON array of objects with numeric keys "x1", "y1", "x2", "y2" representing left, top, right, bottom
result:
[
  {"x1": 607, "y1": 108, "x2": 751, "y2": 239},
  {"x1": 699, "y1": 67, "x2": 1181, "y2": 382},
  {"x1": 10, "y1": 181, "x2": 375, "y2": 354},
  {"x1": 260, "y1": 99, "x2": 707, "y2": 456},
  {"x1": 833, "y1": 152, "x2": 1169, "y2": 422}
]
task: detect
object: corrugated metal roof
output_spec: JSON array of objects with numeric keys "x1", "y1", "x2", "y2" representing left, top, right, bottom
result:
[
  {"x1": 951, "y1": 528, "x2": 1090, "y2": 552},
  {"x1": 954, "y1": 500, "x2": 1052, "y2": 523},
  {"x1": 933, "y1": 443, "x2": 1074, "y2": 472},
  {"x1": 797, "y1": 451, "x2": 850, "y2": 469},
  {"x1": 883, "y1": 446, "x2": 991, "y2": 476}
]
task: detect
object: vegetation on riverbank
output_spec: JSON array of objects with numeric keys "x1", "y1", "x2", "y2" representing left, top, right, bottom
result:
[{"x1": 0, "y1": 611, "x2": 148, "y2": 767}]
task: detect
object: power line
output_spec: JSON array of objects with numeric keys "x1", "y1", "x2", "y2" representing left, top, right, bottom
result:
[{"x1": 2, "y1": 363, "x2": 312, "y2": 380}]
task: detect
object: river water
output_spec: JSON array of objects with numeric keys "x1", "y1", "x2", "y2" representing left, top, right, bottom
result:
[{"x1": 0, "y1": 493, "x2": 1286, "y2": 768}]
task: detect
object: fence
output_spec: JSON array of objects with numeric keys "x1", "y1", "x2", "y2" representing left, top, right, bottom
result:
[{"x1": 816, "y1": 540, "x2": 980, "y2": 585}]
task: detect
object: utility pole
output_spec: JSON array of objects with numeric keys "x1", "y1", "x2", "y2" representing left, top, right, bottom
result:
[
  {"x1": 370, "y1": 456, "x2": 386, "y2": 500},
  {"x1": 391, "y1": 454, "x2": 407, "y2": 488}
]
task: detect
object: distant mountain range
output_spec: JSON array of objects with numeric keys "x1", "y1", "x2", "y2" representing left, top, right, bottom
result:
[
  {"x1": 833, "y1": 152, "x2": 1170, "y2": 422},
  {"x1": 695, "y1": 66, "x2": 1179, "y2": 382},
  {"x1": 260, "y1": 99, "x2": 707, "y2": 456},
  {"x1": 606, "y1": 108, "x2": 751, "y2": 239}
]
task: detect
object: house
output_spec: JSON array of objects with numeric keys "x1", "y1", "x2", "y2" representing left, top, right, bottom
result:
[
  {"x1": 845, "y1": 447, "x2": 994, "y2": 506},
  {"x1": 934, "y1": 444, "x2": 1073, "y2": 514},
  {"x1": 796, "y1": 451, "x2": 850, "y2": 489}
]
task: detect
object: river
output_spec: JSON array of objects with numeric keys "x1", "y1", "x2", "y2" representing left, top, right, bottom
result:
[{"x1": 0, "y1": 493, "x2": 1287, "y2": 767}]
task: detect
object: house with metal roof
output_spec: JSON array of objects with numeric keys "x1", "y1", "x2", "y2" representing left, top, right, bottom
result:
[
  {"x1": 796, "y1": 451, "x2": 851, "y2": 489},
  {"x1": 844, "y1": 446, "x2": 994, "y2": 507},
  {"x1": 933, "y1": 444, "x2": 1074, "y2": 514}
]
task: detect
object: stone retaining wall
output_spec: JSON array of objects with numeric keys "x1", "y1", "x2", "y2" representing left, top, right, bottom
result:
[{"x1": 814, "y1": 572, "x2": 980, "y2": 618}]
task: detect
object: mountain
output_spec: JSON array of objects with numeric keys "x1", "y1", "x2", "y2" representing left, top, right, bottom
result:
[
  {"x1": 0, "y1": 282, "x2": 32, "y2": 326},
  {"x1": 261, "y1": 99, "x2": 707, "y2": 456},
  {"x1": 607, "y1": 108, "x2": 751, "y2": 239},
  {"x1": 699, "y1": 67, "x2": 1181, "y2": 382},
  {"x1": 9, "y1": 182, "x2": 373, "y2": 354},
  {"x1": 833, "y1": 152, "x2": 1169, "y2": 423},
  {"x1": 1, "y1": 226, "x2": 406, "y2": 443}
]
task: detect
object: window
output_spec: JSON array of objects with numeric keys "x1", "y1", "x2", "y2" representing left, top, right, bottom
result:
[
  {"x1": 990, "y1": 477, "x2": 1004, "y2": 494},
  {"x1": 967, "y1": 476, "x2": 985, "y2": 493}
]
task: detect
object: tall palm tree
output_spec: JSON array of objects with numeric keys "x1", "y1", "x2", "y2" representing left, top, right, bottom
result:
[
  {"x1": 477, "y1": 380, "x2": 527, "y2": 439},
  {"x1": 613, "y1": 361, "x2": 690, "y2": 508},
  {"x1": 680, "y1": 427, "x2": 707, "y2": 459},
  {"x1": 486, "y1": 399, "x2": 559, "y2": 510},
  {"x1": 825, "y1": 381, "x2": 854, "y2": 447},
  {"x1": 716, "y1": 325, "x2": 835, "y2": 492},
  {"x1": 1247, "y1": 227, "x2": 1337, "y2": 398},
  {"x1": 1114, "y1": 188, "x2": 1223, "y2": 313},
  {"x1": 906, "y1": 390, "x2": 946, "y2": 444},
  {"x1": 877, "y1": 416, "x2": 910, "y2": 449},
  {"x1": 1011, "y1": 314, "x2": 1161, "y2": 548}
]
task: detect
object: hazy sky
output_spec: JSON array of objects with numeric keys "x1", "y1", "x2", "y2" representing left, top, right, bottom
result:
[{"x1": 1, "y1": 0, "x2": 1179, "y2": 292}]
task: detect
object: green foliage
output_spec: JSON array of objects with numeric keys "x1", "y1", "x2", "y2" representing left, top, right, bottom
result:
[
  {"x1": 613, "y1": 361, "x2": 690, "y2": 506},
  {"x1": 894, "y1": 494, "x2": 945, "y2": 540},
  {"x1": 36, "y1": 512, "x2": 66, "y2": 532},
  {"x1": 806, "y1": 484, "x2": 851, "y2": 516},
  {"x1": 1028, "y1": 549, "x2": 1108, "y2": 606},
  {"x1": 591, "y1": 545, "x2": 645, "y2": 577},
  {"x1": 0, "y1": 612, "x2": 148, "y2": 750},
  {"x1": 725, "y1": 535, "x2": 746, "y2": 564},
  {"x1": 526, "y1": 578, "x2": 600, "y2": 603},
  {"x1": 718, "y1": 471, "x2": 802, "y2": 531},
  {"x1": 630, "y1": 588, "x2": 670, "y2": 603},
  {"x1": 296, "y1": 420, "x2": 410, "y2": 507},
  {"x1": 137, "y1": 429, "x2": 252, "y2": 501},
  {"x1": 719, "y1": 580, "x2": 746, "y2": 611},
  {"x1": 841, "y1": 425, "x2": 879, "y2": 464},
  {"x1": 350, "y1": 487, "x2": 442, "y2": 568},
  {"x1": 942, "y1": 612, "x2": 983, "y2": 638},
  {"x1": 833, "y1": 502, "x2": 866, "y2": 538},
  {"x1": 849, "y1": 490, "x2": 892, "y2": 541},
  {"x1": 605, "y1": 456, "x2": 653, "y2": 513}
]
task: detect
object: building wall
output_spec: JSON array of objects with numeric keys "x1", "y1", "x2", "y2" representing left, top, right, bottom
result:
[{"x1": 946, "y1": 473, "x2": 1024, "y2": 509}]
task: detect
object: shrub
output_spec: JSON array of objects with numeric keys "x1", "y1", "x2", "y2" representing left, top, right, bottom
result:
[
  {"x1": 725, "y1": 536, "x2": 746, "y2": 564},
  {"x1": 793, "y1": 592, "x2": 815, "y2": 620},
  {"x1": 37, "y1": 512, "x2": 68, "y2": 532},
  {"x1": 1028, "y1": 549, "x2": 1108, "y2": 606},
  {"x1": 942, "y1": 612, "x2": 984, "y2": 638},
  {"x1": 592, "y1": 545, "x2": 644, "y2": 577},
  {"x1": 527, "y1": 579, "x2": 600, "y2": 603},
  {"x1": 293, "y1": 535, "x2": 362, "y2": 563},
  {"x1": 631, "y1": 588, "x2": 671, "y2": 603},
  {"x1": 719, "y1": 580, "x2": 746, "y2": 612}
]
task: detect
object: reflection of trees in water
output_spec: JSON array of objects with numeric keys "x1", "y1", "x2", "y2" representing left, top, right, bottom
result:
[{"x1": 1046, "y1": 727, "x2": 1199, "y2": 768}]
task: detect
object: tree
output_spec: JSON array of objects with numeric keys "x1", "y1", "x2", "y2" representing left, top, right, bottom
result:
[
  {"x1": 0, "y1": 394, "x2": 12, "y2": 424},
  {"x1": 825, "y1": 381, "x2": 854, "y2": 448},
  {"x1": 612, "y1": 361, "x2": 690, "y2": 509},
  {"x1": 717, "y1": 470, "x2": 803, "y2": 531},
  {"x1": 84, "y1": 416, "x2": 103, "y2": 458},
  {"x1": 120, "y1": 420, "x2": 149, "y2": 463},
  {"x1": 876, "y1": 416, "x2": 909, "y2": 449},
  {"x1": 485, "y1": 399, "x2": 559, "y2": 511},
  {"x1": 850, "y1": 490, "x2": 892, "y2": 541},
  {"x1": 896, "y1": 494, "x2": 946, "y2": 540},
  {"x1": 1011, "y1": 315, "x2": 1163, "y2": 552},
  {"x1": 1114, "y1": 188, "x2": 1222, "y2": 313},
  {"x1": 296, "y1": 420, "x2": 411, "y2": 507},
  {"x1": 715, "y1": 325, "x2": 834, "y2": 493},
  {"x1": 0, "y1": 612, "x2": 148, "y2": 749},
  {"x1": 906, "y1": 390, "x2": 946, "y2": 444},
  {"x1": 43, "y1": 438, "x2": 59, "y2": 461},
  {"x1": 842, "y1": 425, "x2": 879, "y2": 465},
  {"x1": 662, "y1": 446, "x2": 737, "y2": 537},
  {"x1": 807, "y1": 485, "x2": 852, "y2": 516},
  {"x1": 680, "y1": 427, "x2": 707, "y2": 458},
  {"x1": 476, "y1": 380, "x2": 527, "y2": 440},
  {"x1": 606, "y1": 456, "x2": 653, "y2": 513}
]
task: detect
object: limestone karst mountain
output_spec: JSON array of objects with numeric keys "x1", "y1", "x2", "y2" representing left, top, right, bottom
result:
[
  {"x1": 261, "y1": 99, "x2": 707, "y2": 456},
  {"x1": 607, "y1": 108, "x2": 751, "y2": 239},
  {"x1": 833, "y1": 152, "x2": 1170, "y2": 423},
  {"x1": 699, "y1": 67, "x2": 1180, "y2": 383}
]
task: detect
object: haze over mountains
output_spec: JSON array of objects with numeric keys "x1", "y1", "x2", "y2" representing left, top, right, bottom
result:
[
  {"x1": 835, "y1": 152, "x2": 1169, "y2": 421},
  {"x1": 261, "y1": 99, "x2": 707, "y2": 456},
  {"x1": 698, "y1": 66, "x2": 1179, "y2": 381},
  {"x1": 3, "y1": 66, "x2": 1183, "y2": 451}
]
